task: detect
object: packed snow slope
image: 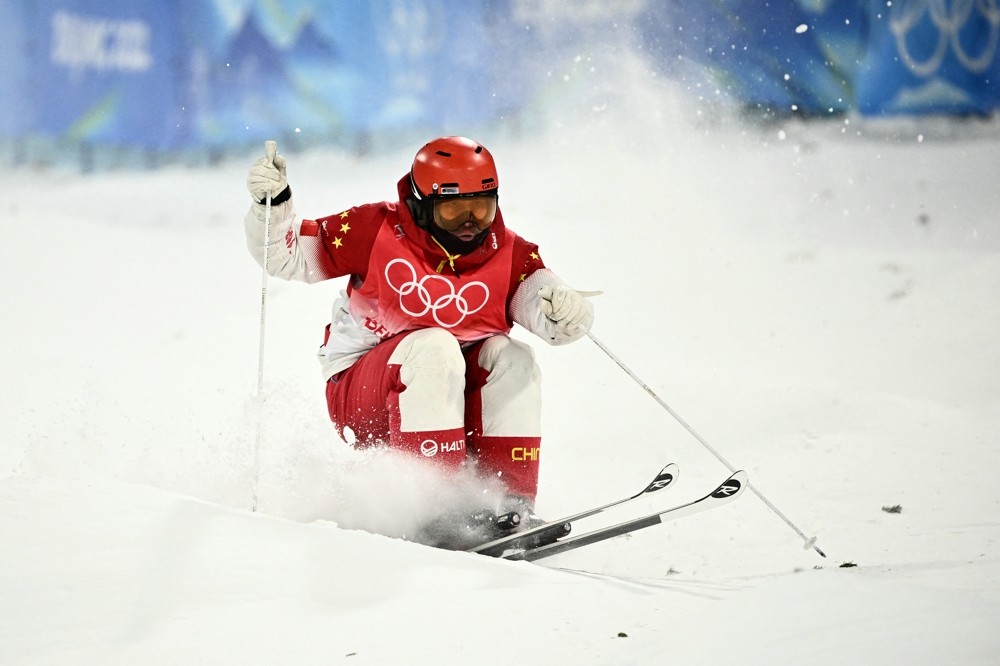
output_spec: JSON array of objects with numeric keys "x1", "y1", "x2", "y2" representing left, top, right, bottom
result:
[{"x1": 3, "y1": 79, "x2": 1000, "y2": 662}]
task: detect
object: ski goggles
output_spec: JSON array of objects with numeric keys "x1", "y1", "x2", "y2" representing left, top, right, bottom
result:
[{"x1": 432, "y1": 195, "x2": 498, "y2": 232}]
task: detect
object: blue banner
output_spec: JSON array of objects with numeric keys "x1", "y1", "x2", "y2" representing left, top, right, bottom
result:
[
  {"x1": 856, "y1": 1, "x2": 1000, "y2": 115},
  {"x1": 2, "y1": 0, "x2": 997, "y2": 156},
  {"x1": 637, "y1": 0, "x2": 999, "y2": 117},
  {"x1": 637, "y1": 0, "x2": 865, "y2": 116},
  {"x1": 24, "y1": 1, "x2": 181, "y2": 148},
  {"x1": 0, "y1": 2, "x2": 30, "y2": 137},
  {"x1": 173, "y1": 1, "x2": 512, "y2": 147}
]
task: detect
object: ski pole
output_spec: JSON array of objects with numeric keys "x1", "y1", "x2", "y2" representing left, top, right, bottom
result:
[
  {"x1": 251, "y1": 139, "x2": 277, "y2": 513},
  {"x1": 587, "y1": 331, "x2": 826, "y2": 558}
]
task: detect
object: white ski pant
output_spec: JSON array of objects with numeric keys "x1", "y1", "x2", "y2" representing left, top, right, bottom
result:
[{"x1": 326, "y1": 328, "x2": 543, "y2": 500}]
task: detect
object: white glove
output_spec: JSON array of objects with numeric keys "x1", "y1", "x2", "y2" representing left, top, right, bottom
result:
[
  {"x1": 246, "y1": 143, "x2": 287, "y2": 204},
  {"x1": 538, "y1": 285, "x2": 593, "y2": 332}
]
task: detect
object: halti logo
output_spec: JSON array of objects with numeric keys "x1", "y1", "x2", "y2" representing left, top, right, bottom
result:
[
  {"x1": 420, "y1": 439, "x2": 465, "y2": 457},
  {"x1": 711, "y1": 480, "x2": 742, "y2": 498}
]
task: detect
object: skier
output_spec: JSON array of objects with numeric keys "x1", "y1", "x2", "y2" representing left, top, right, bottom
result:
[{"x1": 244, "y1": 136, "x2": 594, "y2": 544}]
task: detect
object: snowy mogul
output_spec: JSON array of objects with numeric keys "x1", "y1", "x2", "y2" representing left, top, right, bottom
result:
[{"x1": 244, "y1": 136, "x2": 594, "y2": 545}]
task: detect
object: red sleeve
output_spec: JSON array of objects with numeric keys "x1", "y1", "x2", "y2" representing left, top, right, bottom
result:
[{"x1": 299, "y1": 202, "x2": 388, "y2": 282}]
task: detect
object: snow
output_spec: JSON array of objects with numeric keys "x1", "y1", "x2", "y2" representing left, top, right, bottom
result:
[{"x1": 3, "y1": 70, "x2": 1000, "y2": 663}]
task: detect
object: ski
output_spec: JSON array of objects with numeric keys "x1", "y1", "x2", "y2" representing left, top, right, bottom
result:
[
  {"x1": 506, "y1": 469, "x2": 748, "y2": 562},
  {"x1": 470, "y1": 463, "x2": 679, "y2": 557}
]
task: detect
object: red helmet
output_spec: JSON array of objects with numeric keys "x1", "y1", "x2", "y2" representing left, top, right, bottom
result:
[{"x1": 410, "y1": 136, "x2": 499, "y2": 199}]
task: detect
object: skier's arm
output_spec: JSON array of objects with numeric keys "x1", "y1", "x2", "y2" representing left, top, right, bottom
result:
[
  {"x1": 244, "y1": 197, "x2": 325, "y2": 282},
  {"x1": 244, "y1": 147, "x2": 325, "y2": 282},
  {"x1": 244, "y1": 153, "x2": 376, "y2": 283}
]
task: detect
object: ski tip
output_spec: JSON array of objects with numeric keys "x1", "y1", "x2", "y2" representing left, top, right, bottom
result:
[
  {"x1": 710, "y1": 470, "x2": 747, "y2": 499},
  {"x1": 644, "y1": 463, "x2": 680, "y2": 495}
]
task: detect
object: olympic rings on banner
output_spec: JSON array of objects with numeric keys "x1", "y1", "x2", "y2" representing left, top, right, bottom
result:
[{"x1": 890, "y1": 0, "x2": 999, "y2": 76}]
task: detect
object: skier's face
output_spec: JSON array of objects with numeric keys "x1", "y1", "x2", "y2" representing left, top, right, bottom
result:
[{"x1": 433, "y1": 195, "x2": 497, "y2": 239}]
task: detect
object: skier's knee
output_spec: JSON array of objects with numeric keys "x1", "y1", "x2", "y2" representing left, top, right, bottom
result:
[
  {"x1": 389, "y1": 327, "x2": 465, "y2": 382},
  {"x1": 477, "y1": 335, "x2": 540, "y2": 381}
]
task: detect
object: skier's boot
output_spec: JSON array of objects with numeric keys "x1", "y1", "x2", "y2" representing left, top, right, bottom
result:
[
  {"x1": 499, "y1": 496, "x2": 572, "y2": 551},
  {"x1": 415, "y1": 507, "x2": 520, "y2": 551}
]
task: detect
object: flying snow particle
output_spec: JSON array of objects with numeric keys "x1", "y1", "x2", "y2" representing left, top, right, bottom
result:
[{"x1": 796, "y1": 24, "x2": 809, "y2": 34}]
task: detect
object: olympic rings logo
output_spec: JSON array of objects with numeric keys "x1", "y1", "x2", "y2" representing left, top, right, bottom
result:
[
  {"x1": 890, "y1": 0, "x2": 1000, "y2": 76},
  {"x1": 384, "y1": 258, "x2": 490, "y2": 328}
]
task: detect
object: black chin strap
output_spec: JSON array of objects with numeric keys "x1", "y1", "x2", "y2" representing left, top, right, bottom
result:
[{"x1": 428, "y1": 223, "x2": 490, "y2": 255}]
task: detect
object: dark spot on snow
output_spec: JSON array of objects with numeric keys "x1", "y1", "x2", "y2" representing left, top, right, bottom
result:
[
  {"x1": 882, "y1": 504, "x2": 903, "y2": 514},
  {"x1": 887, "y1": 281, "x2": 913, "y2": 301},
  {"x1": 840, "y1": 562, "x2": 858, "y2": 568}
]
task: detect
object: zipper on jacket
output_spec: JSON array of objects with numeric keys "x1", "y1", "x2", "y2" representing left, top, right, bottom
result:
[{"x1": 430, "y1": 236, "x2": 462, "y2": 274}]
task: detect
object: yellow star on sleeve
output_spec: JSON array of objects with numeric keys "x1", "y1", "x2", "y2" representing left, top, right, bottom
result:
[
  {"x1": 340, "y1": 222, "x2": 351, "y2": 234},
  {"x1": 530, "y1": 252, "x2": 539, "y2": 260},
  {"x1": 339, "y1": 210, "x2": 350, "y2": 219},
  {"x1": 519, "y1": 273, "x2": 526, "y2": 282},
  {"x1": 333, "y1": 237, "x2": 343, "y2": 248}
]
